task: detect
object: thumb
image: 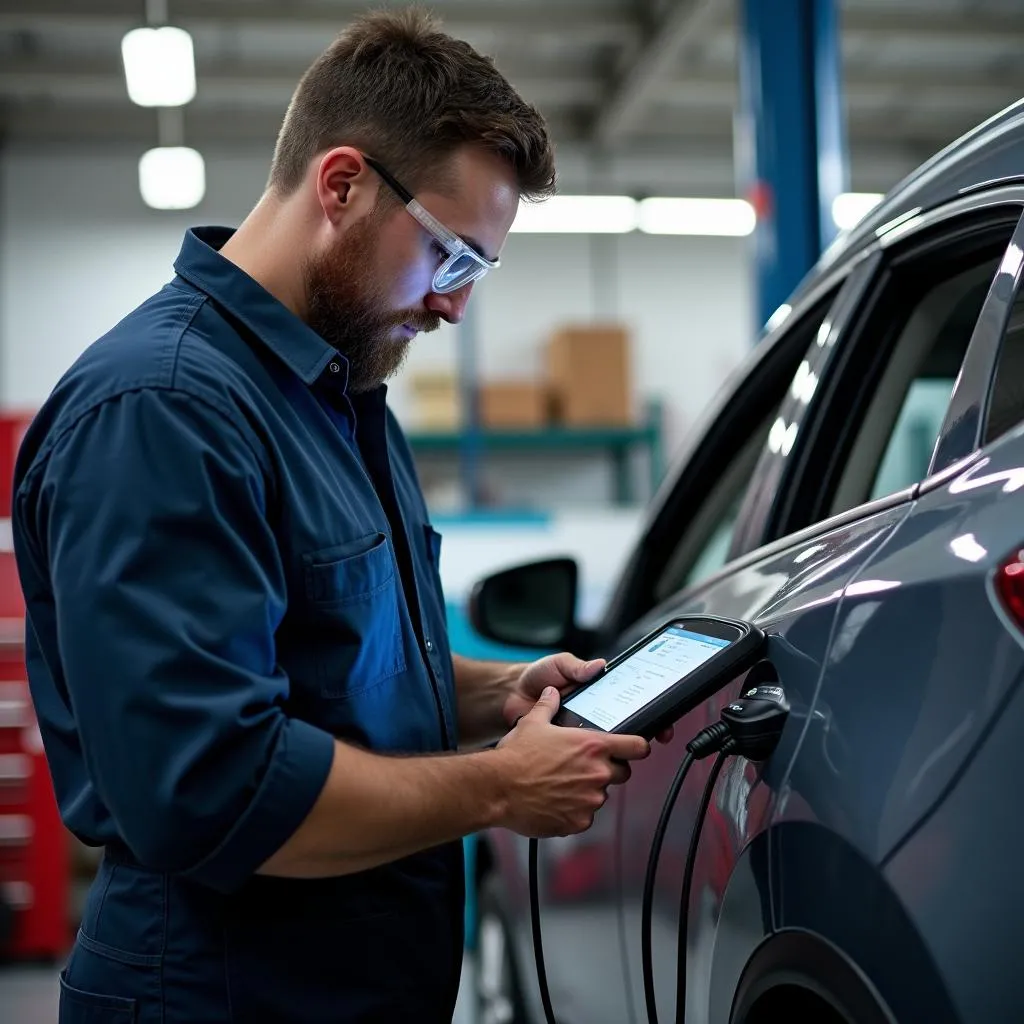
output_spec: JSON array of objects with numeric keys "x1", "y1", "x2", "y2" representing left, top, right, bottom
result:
[
  {"x1": 574, "y1": 657, "x2": 606, "y2": 681},
  {"x1": 528, "y1": 685, "x2": 561, "y2": 723}
]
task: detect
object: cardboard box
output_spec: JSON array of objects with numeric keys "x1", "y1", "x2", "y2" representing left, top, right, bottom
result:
[
  {"x1": 409, "y1": 372, "x2": 462, "y2": 430},
  {"x1": 478, "y1": 380, "x2": 549, "y2": 430},
  {"x1": 547, "y1": 324, "x2": 632, "y2": 426}
]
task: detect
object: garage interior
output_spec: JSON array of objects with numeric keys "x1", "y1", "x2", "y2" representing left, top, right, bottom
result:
[{"x1": 1, "y1": 0, "x2": 1024, "y2": 1021}]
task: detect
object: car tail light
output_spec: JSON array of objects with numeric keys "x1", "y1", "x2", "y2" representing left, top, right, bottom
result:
[{"x1": 996, "y1": 548, "x2": 1024, "y2": 626}]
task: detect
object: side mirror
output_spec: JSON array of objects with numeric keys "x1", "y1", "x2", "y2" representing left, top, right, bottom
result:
[{"x1": 468, "y1": 557, "x2": 588, "y2": 651}]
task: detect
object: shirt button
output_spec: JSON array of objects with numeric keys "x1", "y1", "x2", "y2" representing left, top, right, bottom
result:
[
  {"x1": 328, "y1": 361, "x2": 341, "y2": 374},
  {"x1": 425, "y1": 638, "x2": 435, "y2": 652}
]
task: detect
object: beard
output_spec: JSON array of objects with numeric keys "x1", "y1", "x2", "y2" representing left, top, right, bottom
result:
[{"x1": 304, "y1": 213, "x2": 440, "y2": 394}]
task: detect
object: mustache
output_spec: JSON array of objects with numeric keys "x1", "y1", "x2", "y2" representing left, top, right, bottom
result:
[{"x1": 399, "y1": 313, "x2": 442, "y2": 334}]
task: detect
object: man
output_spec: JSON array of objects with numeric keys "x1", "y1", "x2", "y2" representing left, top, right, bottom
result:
[{"x1": 12, "y1": 9, "x2": 658, "y2": 1024}]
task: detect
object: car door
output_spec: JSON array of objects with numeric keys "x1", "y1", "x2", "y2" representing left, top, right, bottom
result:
[
  {"x1": 614, "y1": 194, "x2": 1024, "y2": 1024},
  {"x1": 773, "y1": 199, "x2": 1024, "y2": 1024},
  {"x1": 509, "y1": 265, "x2": 858, "y2": 1024}
]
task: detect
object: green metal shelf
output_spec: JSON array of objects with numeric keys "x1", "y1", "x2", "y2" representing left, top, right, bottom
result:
[{"x1": 407, "y1": 402, "x2": 664, "y2": 505}]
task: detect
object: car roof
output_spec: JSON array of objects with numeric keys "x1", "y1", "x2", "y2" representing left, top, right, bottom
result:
[{"x1": 788, "y1": 99, "x2": 1024, "y2": 309}]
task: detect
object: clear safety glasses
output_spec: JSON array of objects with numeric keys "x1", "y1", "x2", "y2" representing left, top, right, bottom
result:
[{"x1": 364, "y1": 155, "x2": 500, "y2": 294}]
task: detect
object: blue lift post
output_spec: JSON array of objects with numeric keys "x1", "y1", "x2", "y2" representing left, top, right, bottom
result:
[{"x1": 738, "y1": 0, "x2": 849, "y2": 331}]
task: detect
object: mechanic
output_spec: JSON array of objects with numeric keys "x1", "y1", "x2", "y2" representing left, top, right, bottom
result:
[{"x1": 12, "y1": 9, "x2": 658, "y2": 1024}]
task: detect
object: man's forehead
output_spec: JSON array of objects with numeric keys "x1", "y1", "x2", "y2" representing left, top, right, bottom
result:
[{"x1": 422, "y1": 151, "x2": 518, "y2": 257}]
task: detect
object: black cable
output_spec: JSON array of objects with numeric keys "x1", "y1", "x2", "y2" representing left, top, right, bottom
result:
[
  {"x1": 528, "y1": 684, "x2": 789, "y2": 1024},
  {"x1": 675, "y1": 749, "x2": 730, "y2": 1024},
  {"x1": 616, "y1": 787, "x2": 641, "y2": 1024},
  {"x1": 529, "y1": 836, "x2": 558, "y2": 1024},
  {"x1": 641, "y1": 751, "x2": 695, "y2": 1024}
]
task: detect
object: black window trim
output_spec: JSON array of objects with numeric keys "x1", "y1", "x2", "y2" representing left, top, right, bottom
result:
[
  {"x1": 932, "y1": 204, "x2": 1024, "y2": 472},
  {"x1": 640, "y1": 482, "x2": 919, "y2": 615},
  {"x1": 764, "y1": 194, "x2": 1024, "y2": 543}
]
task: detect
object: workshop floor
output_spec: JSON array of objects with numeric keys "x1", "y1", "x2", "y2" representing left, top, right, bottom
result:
[{"x1": 0, "y1": 959, "x2": 479, "y2": 1022}]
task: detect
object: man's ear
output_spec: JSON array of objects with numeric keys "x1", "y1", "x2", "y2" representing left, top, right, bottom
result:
[{"x1": 315, "y1": 147, "x2": 378, "y2": 225}]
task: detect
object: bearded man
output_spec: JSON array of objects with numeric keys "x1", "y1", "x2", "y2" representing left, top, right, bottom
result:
[{"x1": 11, "y1": 9, "x2": 652, "y2": 1023}]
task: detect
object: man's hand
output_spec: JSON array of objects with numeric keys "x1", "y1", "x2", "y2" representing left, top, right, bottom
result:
[
  {"x1": 494, "y1": 687, "x2": 651, "y2": 837},
  {"x1": 501, "y1": 652, "x2": 603, "y2": 728},
  {"x1": 502, "y1": 652, "x2": 674, "y2": 745}
]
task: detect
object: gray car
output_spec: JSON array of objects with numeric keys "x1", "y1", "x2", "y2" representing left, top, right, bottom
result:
[{"x1": 467, "y1": 99, "x2": 1024, "y2": 1024}]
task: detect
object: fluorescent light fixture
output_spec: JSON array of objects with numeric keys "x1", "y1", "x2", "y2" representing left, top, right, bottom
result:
[
  {"x1": 832, "y1": 192, "x2": 884, "y2": 231},
  {"x1": 508, "y1": 193, "x2": 762, "y2": 236},
  {"x1": 121, "y1": 26, "x2": 196, "y2": 107},
  {"x1": 510, "y1": 196, "x2": 638, "y2": 233},
  {"x1": 139, "y1": 147, "x2": 205, "y2": 210},
  {"x1": 639, "y1": 197, "x2": 756, "y2": 237}
]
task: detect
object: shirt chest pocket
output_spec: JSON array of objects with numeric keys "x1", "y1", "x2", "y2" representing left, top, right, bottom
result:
[{"x1": 303, "y1": 533, "x2": 407, "y2": 699}]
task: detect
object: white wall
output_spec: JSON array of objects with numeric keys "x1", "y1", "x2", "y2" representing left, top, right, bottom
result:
[{"x1": 1, "y1": 146, "x2": 754, "y2": 505}]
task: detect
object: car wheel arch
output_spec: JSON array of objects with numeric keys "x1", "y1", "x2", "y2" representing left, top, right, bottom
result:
[
  {"x1": 728, "y1": 930, "x2": 897, "y2": 1024},
  {"x1": 740, "y1": 821, "x2": 960, "y2": 1024}
]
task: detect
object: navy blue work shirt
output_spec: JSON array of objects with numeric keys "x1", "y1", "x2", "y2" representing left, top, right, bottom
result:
[{"x1": 13, "y1": 227, "x2": 464, "y2": 1023}]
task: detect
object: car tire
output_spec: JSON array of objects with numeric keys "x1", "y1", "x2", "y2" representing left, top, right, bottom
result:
[{"x1": 475, "y1": 873, "x2": 529, "y2": 1024}]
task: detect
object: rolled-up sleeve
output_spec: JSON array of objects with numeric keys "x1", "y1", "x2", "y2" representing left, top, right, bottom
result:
[{"x1": 16, "y1": 388, "x2": 335, "y2": 892}]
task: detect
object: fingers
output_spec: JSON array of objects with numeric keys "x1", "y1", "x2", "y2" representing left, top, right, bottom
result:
[
  {"x1": 656, "y1": 725, "x2": 675, "y2": 745},
  {"x1": 526, "y1": 685, "x2": 561, "y2": 723},
  {"x1": 573, "y1": 656, "x2": 606, "y2": 681},
  {"x1": 609, "y1": 761, "x2": 632, "y2": 786},
  {"x1": 602, "y1": 733, "x2": 651, "y2": 761},
  {"x1": 543, "y1": 651, "x2": 606, "y2": 684}
]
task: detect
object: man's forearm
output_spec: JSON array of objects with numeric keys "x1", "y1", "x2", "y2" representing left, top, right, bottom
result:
[
  {"x1": 453, "y1": 653, "x2": 522, "y2": 747},
  {"x1": 259, "y1": 739, "x2": 508, "y2": 879},
  {"x1": 260, "y1": 656, "x2": 524, "y2": 880}
]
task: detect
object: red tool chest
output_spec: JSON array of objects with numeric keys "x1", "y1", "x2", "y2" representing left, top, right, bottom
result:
[{"x1": 0, "y1": 411, "x2": 71, "y2": 960}]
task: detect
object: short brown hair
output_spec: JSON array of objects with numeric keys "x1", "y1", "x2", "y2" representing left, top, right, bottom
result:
[{"x1": 269, "y1": 7, "x2": 556, "y2": 201}]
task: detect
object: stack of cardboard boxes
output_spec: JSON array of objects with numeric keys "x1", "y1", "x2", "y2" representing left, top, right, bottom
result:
[
  {"x1": 546, "y1": 324, "x2": 632, "y2": 427},
  {"x1": 408, "y1": 322, "x2": 633, "y2": 431},
  {"x1": 408, "y1": 373, "x2": 463, "y2": 431}
]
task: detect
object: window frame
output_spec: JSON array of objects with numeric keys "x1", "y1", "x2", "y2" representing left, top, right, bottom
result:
[
  {"x1": 828, "y1": 251, "x2": 1006, "y2": 516},
  {"x1": 599, "y1": 190, "x2": 1024, "y2": 644},
  {"x1": 944, "y1": 207, "x2": 1024, "y2": 458},
  {"x1": 757, "y1": 195, "x2": 1024, "y2": 545},
  {"x1": 982, "y1": 270, "x2": 1024, "y2": 447}
]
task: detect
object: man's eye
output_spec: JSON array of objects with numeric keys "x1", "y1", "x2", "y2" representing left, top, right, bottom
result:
[{"x1": 431, "y1": 241, "x2": 448, "y2": 264}]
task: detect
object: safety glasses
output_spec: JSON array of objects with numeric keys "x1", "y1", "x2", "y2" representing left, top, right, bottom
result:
[{"x1": 363, "y1": 155, "x2": 500, "y2": 294}]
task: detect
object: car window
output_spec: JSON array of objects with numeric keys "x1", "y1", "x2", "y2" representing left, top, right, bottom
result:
[
  {"x1": 831, "y1": 254, "x2": 1002, "y2": 513},
  {"x1": 654, "y1": 422, "x2": 768, "y2": 600},
  {"x1": 984, "y1": 283, "x2": 1024, "y2": 445},
  {"x1": 652, "y1": 296, "x2": 837, "y2": 603},
  {"x1": 683, "y1": 497, "x2": 741, "y2": 587},
  {"x1": 786, "y1": 214, "x2": 1019, "y2": 520},
  {"x1": 855, "y1": 259, "x2": 997, "y2": 503},
  {"x1": 870, "y1": 380, "x2": 954, "y2": 499}
]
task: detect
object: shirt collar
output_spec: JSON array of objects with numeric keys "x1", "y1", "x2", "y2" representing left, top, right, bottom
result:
[{"x1": 173, "y1": 226, "x2": 347, "y2": 390}]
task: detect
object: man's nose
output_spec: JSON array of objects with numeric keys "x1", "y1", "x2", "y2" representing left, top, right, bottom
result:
[{"x1": 425, "y1": 282, "x2": 474, "y2": 324}]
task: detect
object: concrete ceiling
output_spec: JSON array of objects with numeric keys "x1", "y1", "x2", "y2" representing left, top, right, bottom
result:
[{"x1": 1, "y1": 0, "x2": 1023, "y2": 196}]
